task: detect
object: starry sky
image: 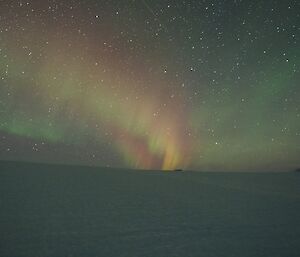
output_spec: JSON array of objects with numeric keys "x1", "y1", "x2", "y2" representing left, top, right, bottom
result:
[{"x1": 0, "y1": 0, "x2": 299, "y2": 171}]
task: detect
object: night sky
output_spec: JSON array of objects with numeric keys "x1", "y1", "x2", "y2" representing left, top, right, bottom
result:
[{"x1": 0, "y1": 0, "x2": 299, "y2": 171}]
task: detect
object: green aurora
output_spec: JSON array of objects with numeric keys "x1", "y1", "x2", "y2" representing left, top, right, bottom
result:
[{"x1": 0, "y1": 0, "x2": 299, "y2": 171}]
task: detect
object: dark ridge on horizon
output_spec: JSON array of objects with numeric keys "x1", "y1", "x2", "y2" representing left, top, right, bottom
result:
[
  {"x1": 0, "y1": 160, "x2": 186, "y2": 173},
  {"x1": 0, "y1": 160, "x2": 297, "y2": 173},
  {"x1": 0, "y1": 159, "x2": 113, "y2": 170}
]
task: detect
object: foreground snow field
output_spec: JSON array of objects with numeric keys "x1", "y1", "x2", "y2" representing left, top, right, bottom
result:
[{"x1": 0, "y1": 161, "x2": 299, "y2": 257}]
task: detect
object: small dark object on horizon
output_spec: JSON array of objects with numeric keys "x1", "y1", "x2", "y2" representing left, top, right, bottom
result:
[
  {"x1": 295, "y1": 168, "x2": 300, "y2": 172},
  {"x1": 174, "y1": 169, "x2": 183, "y2": 172}
]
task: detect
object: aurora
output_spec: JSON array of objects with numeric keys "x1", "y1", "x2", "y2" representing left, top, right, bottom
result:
[{"x1": 0, "y1": 0, "x2": 299, "y2": 171}]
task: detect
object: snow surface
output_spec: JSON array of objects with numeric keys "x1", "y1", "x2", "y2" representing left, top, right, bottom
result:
[{"x1": 0, "y1": 161, "x2": 299, "y2": 257}]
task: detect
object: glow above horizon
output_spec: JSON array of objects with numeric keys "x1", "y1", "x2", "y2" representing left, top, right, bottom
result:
[{"x1": 0, "y1": 1, "x2": 299, "y2": 171}]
